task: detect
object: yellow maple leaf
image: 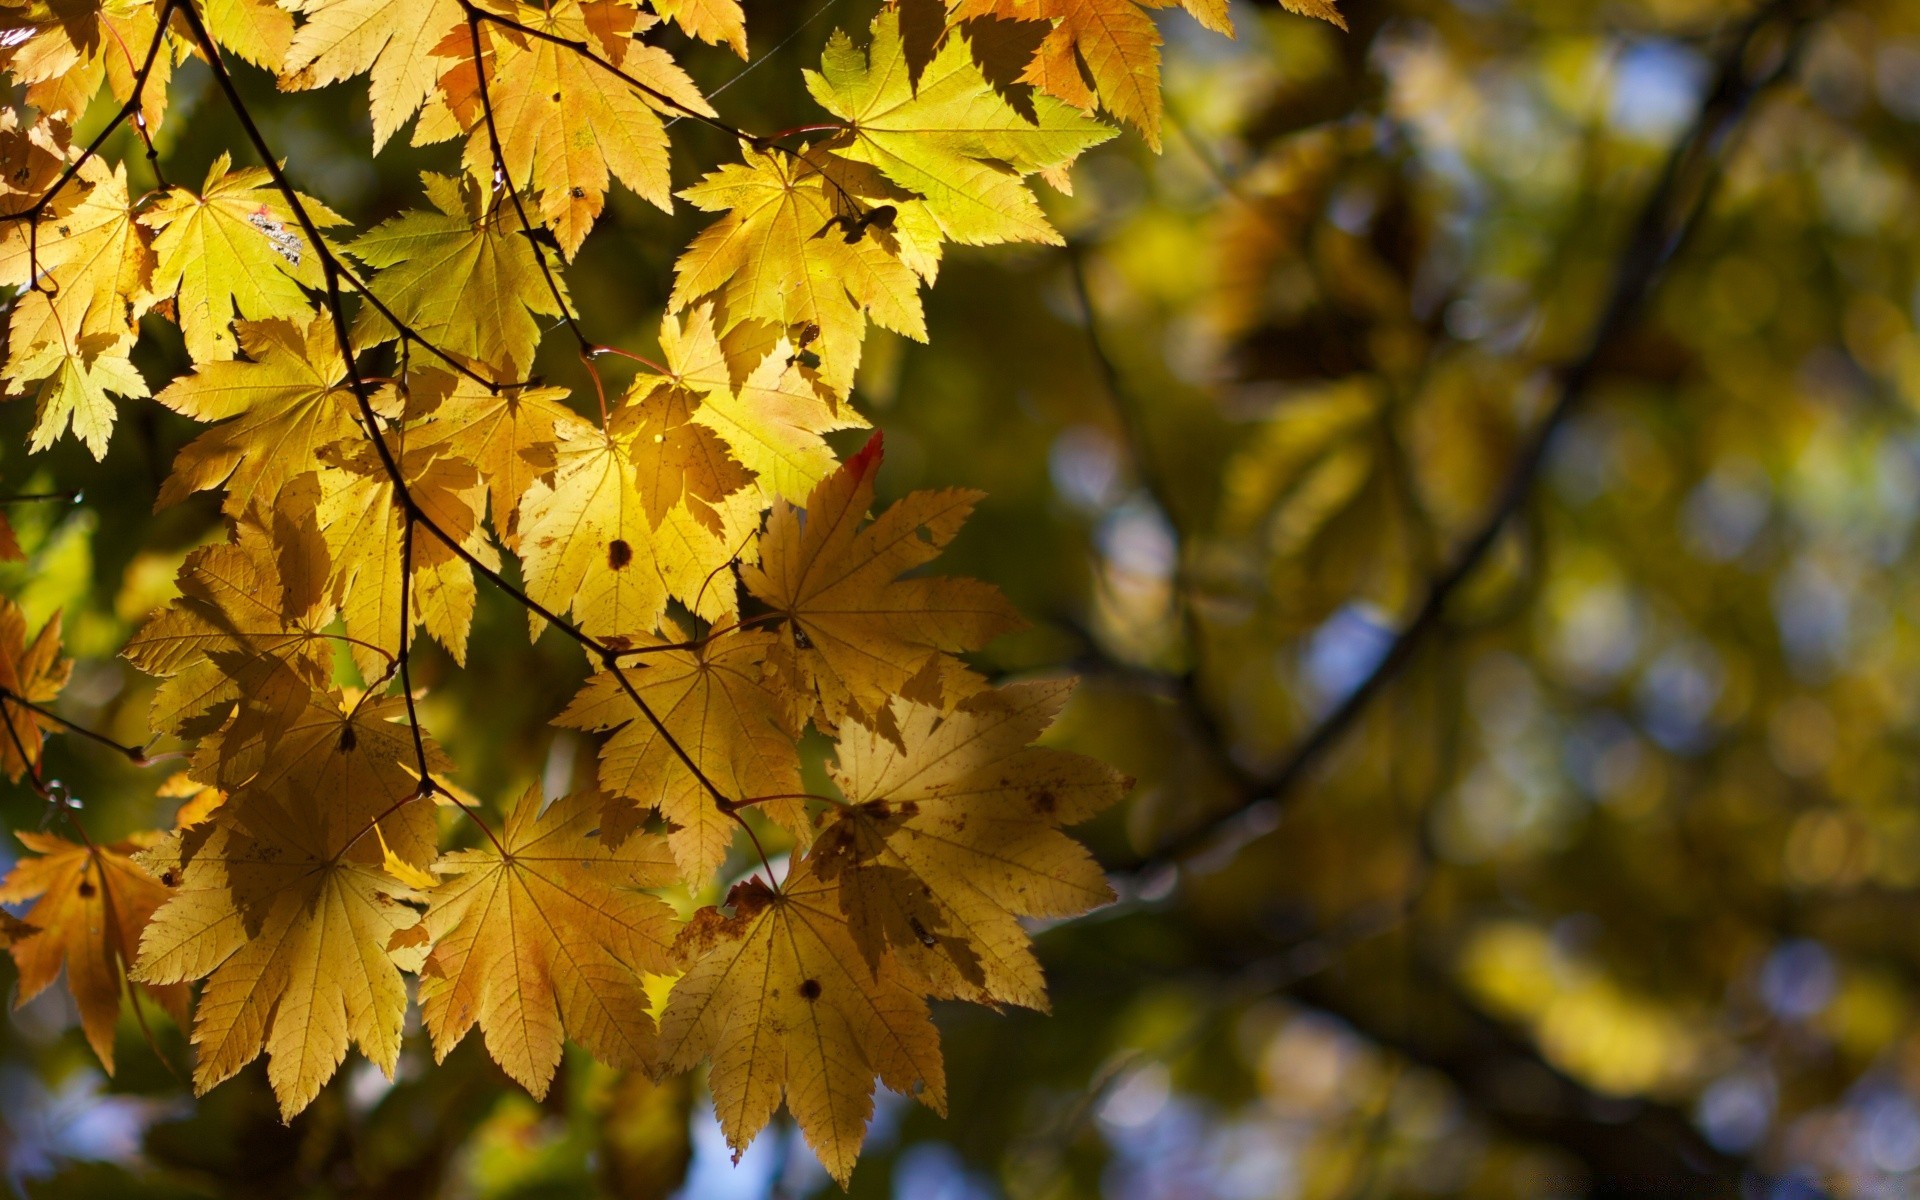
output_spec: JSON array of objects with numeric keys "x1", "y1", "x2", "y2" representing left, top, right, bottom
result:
[
  {"x1": 652, "y1": 0, "x2": 747, "y2": 56},
  {"x1": 203, "y1": 0, "x2": 295, "y2": 71},
  {"x1": 3, "y1": 334, "x2": 150, "y2": 459},
  {"x1": 655, "y1": 305, "x2": 869, "y2": 506},
  {"x1": 153, "y1": 317, "x2": 362, "y2": 515},
  {"x1": 122, "y1": 515, "x2": 335, "y2": 743},
  {"x1": 741, "y1": 434, "x2": 1023, "y2": 730},
  {"x1": 406, "y1": 369, "x2": 583, "y2": 549},
  {"x1": 0, "y1": 597, "x2": 70, "y2": 781},
  {"x1": 817, "y1": 681, "x2": 1125, "y2": 1009},
  {"x1": 280, "y1": 0, "x2": 466, "y2": 150},
  {"x1": 414, "y1": 786, "x2": 679, "y2": 1097},
  {"x1": 0, "y1": 830, "x2": 189, "y2": 1072},
  {"x1": 670, "y1": 144, "x2": 929, "y2": 395},
  {"x1": 659, "y1": 858, "x2": 947, "y2": 1187},
  {"x1": 349, "y1": 172, "x2": 567, "y2": 380},
  {"x1": 437, "y1": 0, "x2": 714, "y2": 257},
  {"x1": 516, "y1": 394, "x2": 751, "y2": 642},
  {"x1": 808, "y1": 10, "x2": 1114, "y2": 243},
  {"x1": 0, "y1": 0, "x2": 173, "y2": 131},
  {"x1": 131, "y1": 791, "x2": 424, "y2": 1118},
  {"x1": 140, "y1": 153, "x2": 348, "y2": 364},
  {"x1": 558, "y1": 627, "x2": 807, "y2": 884}
]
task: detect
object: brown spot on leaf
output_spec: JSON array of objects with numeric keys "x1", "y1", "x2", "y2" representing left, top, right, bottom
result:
[
  {"x1": 78, "y1": 879, "x2": 95, "y2": 898},
  {"x1": 160, "y1": 870, "x2": 178, "y2": 888},
  {"x1": 800, "y1": 978, "x2": 821, "y2": 1000},
  {"x1": 896, "y1": 799, "x2": 919, "y2": 819},
  {"x1": 1032, "y1": 789, "x2": 1056, "y2": 815},
  {"x1": 608, "y1": 539, "x2": 633, "y2": 569},
  {"x1": 339, "y1": 725, "x2": 358, "y2": 753}
]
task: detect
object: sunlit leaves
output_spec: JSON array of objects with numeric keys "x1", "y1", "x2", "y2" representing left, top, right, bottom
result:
[
  {"x1": 141, "y1": 154, "x2": 347, "y2": 364},
  {"x1": 660, "y1": 861, "x2": 948, "y2": 1187},
  {"x1": 0, "y1": 832, "x2": 187, "y2": 1072},
  {"x1": 348, "y1": 172, "x2": 565, "y2": 380},
  {"x1": 413, "y1": 787, "x2": 678, "y2": 1097},
  {"x1": 0, "y1": 0, "x2": 1156, "y2": 1182},
  {"x1": 132, "y1": 793, "x2": 424, "y2": 1118},
  {"x1": 809, "y1": 9, "x2": 1114, "y2": 243},
  {"x1": 743, "y1": 435, "x2": 1024, "y2": 731}
]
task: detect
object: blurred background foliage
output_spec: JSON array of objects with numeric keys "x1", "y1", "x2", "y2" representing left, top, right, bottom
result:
[{"x1": 8, "y1": 0, "x2": 1920, "y2": 1195}]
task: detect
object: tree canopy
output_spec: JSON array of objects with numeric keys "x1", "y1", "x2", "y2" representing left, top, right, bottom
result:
[{"x1": 2, "y1": 0, "x2": 1916, "y2": 1197}]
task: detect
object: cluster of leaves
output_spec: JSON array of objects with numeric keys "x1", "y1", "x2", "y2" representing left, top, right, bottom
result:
[{"x1": 0, "y1": 0, "x2": 1344, "y2": 1183}]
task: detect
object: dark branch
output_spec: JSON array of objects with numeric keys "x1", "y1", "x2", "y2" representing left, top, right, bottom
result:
[{"x1": 1118, "y1": 0, "x2": 1832, "y2": 877}]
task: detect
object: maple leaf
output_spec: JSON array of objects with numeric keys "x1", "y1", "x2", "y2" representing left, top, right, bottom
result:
[
  {"x1": 280, "y1": 0, "x2": 466, "y2": 150},
  {"x1": 816, "y1": 681, "x2": 1124, "y2": 1009},
  {"x1": 0, "y1": 0, "x2": 173, "y2": 131},
  {"x1": 349, "y1": 172, "x2": 566, "y2": 380},
  {"x1": 653, "y1": 305, "x2": 869, "y2": 507},
  {"x1": 123, "y1": 515, "x2": 334, "y2": 743},
  {"x1": 406, "y1": 369, "x2": 581, "y2": 549},
  {"x1": 620, "y1": 375, "x2": 755, "y2": 536},
  {"x1": 203, "y1": 0, "x2": 296, "y2": 71},
  {"x1": 436, "y1": 0, "x2": 714, "y2": 257},
  {"x1": 741, "y1": 435, "x2": 1023, "y2": 731},
  {"x1": 558, "y1": 627, "x2": 807, "y2": 884},
  {"x1": 3, "y1": 333, "x2": 150, "y2": 459},
  {"x1": 808, "y1": 10, "x2": 1114, "y2": 244},
  {"x1": 947, "y1": 0, "x2": 1322, "y2": 147},
  {"x1": 652, "y1": 0, "x2": 747, "y2": 56},
  {"x1": 290, "y1": 434, "x2": 496, "y2": 674},
  {"x1": 0, "y1": 598, "x2": 70, "y2": 781},
  {"x1": 0, "y1": 830, "x2": 189, "y2": 1072},
  {"x1": 153, "y1": 316, "x2": 363, "y2": 514},
  {"x1": 516, "y1": 391, "x2": 753, "y2": 642},
  {"x1": 0, "y1": 157, "x2": 154, "y2": 348},
  {"x1": 140, "y1": 154, "x2": 348, "y2": 364},
  {"x1": 659, "y1": 857, "x2": 948, "y2": 1187},
  {"x1": 131, "y1": 791, "x2": 425, "y2": 1118},
  {"x1": 670, "y1": 144, "x2": 929, "y2": 395},
  {"x1": 413, "y1": 786, "x2": 678, "y2": 1097}
]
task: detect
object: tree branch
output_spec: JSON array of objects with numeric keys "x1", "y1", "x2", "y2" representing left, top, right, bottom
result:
[{"x1": 1119, "y1": 0, "x2": 1831, "y2": 876}]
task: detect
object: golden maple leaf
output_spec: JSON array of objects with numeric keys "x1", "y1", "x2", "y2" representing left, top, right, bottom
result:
[
  {"x1": 808, "y1": 9, "x2": 1114, "y2": 243},
  {"x1": 516, "y1": 390, "x2": 755, "y2": 642},
  {"x1": 139, "y1": 154, "x2": 348, "y2": 364},
  {"x1": 153, "y1": 317, "x2": 362, "y2": 515},
  {"x1": 413, "y1": 786, "x2": 679, "y2": 1098},
  {"x1": 741, "y1": 434, "x2": 1024, "y2": 731},
  {"x1": 817, "y1": 681, "x2": 1126, "y2": 1009},
  {"x1": 349, "y1": 172, "x2": 567, "y2": 381},
  {"x1": 435, "y1": 0, "x2": 713, "y2": 257},
  {"x1": 670, "y1": 144, "x2": 930, "y2": 396},
  {"x1": 280, "y1": 0, "x2": 466, "y2": 150},
  {"x1": 0, "y1": 598, "x2": 70, "y2": 781},
  {"x1": 0, "y1": 830, "x2": 188, "y2": 1072},
  {"x1": 659, "y1": 857, "x2": 947, "y2": 1187},
  {"x1": 558, "y1": 626, "x2": 808, "y2": 884},
  {"x1": 132, "y1": 791, "x2": 425, "y2": 1118}
]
